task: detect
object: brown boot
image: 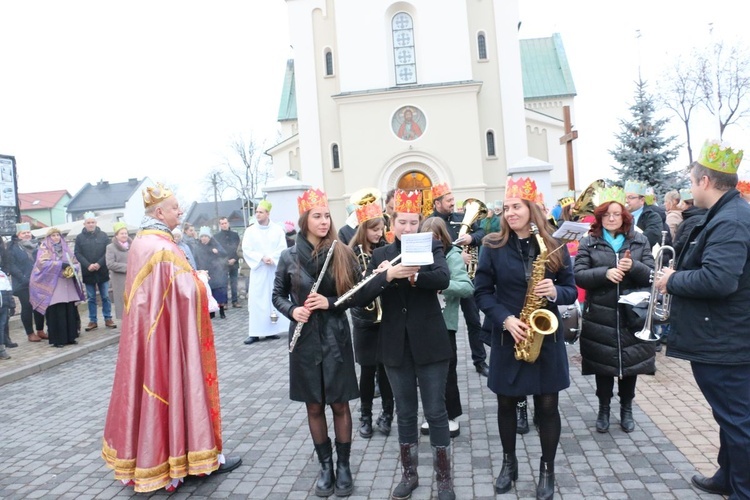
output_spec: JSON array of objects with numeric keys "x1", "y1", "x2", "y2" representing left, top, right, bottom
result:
[
  {"x1": 105, "y1": 319, "x2": 117, "y2": 329},
  {"x1": 36, "y1": 330, "x2": 49, "y2": 340},
  {"x1": 27, "y1": 333, "x2": 42, "y2": 342},
  {"x1": 85, "y1": 322, "x2": 98, "y2": 331}
]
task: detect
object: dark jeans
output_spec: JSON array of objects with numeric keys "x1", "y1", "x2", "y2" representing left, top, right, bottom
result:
[
  {"x1": 692, "y1": 362, "x2": 750, "y2": 498},
  {"x1": 228, "y1": 266, "x2": 239, "y2": 304},
  {"x1": 360, "y1": 363, "x2": 393, "y2": 413},
  {"x1": 16, "y1": 288, "x2": 45, "y2": 335},
  {"x1": 385, "y1": 342, "x2": 450, "y2": 447},
  {"x1": 446, "y1": 330, "x2": 462, "y2": 420},
  {"x1": 595, "y1": 374, "x2": 637, "y2": 402},
  {"x1": 460, "y1": 294, "x2": 486, "y2": 365}
]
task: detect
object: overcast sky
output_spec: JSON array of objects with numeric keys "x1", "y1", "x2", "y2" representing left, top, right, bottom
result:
[{"x1": 1, "y1": 1, "x2": 747, "y2": 205}]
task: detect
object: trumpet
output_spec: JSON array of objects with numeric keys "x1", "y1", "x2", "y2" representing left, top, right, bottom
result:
[
  {"x1": 334, "y1": 254, "x2": 402, "y2": 307},
  {"x1": 451, "y1": 198, "x2": 487, "y2": 279},
  {"x1": 634, "y1": 233, "x2": 675, "y2": 342}
]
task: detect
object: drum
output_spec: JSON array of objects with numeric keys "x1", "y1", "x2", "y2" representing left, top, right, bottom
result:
[{"x1": 558, "y1": 301, "x2": 582, "y2": 345}]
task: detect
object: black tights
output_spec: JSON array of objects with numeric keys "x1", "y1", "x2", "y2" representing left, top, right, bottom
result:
[
  {"x1": 307, "y1": 402, "x2": 352, "y2": 445},
  {"x1": 498, "y1": 393, "x2": 561, "y2": 462}
]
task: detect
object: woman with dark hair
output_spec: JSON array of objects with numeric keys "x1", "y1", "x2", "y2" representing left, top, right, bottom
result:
[
  {"x1": 574, "y1": 188, "x2": 655, "y2": 434},
  {"x1": 273, "y1": 188, "x2": 360, "y2": 498},
  {"x1": 348, "y1": 205, "x2": 394, "y2": 439},
  {"x1": 420, "y1": 216, "x2": 473, "y2": 439},
  {"x1": 474, "y1": 177, "x2": 577, "y2": 500},
  {"x1": 29, "y1": 228, "x2": 85, "y2": 348}
]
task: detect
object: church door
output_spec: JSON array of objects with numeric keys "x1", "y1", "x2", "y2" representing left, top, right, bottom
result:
[{"x1": 397, "y1": 170, "x2": 433, "y2": 217}]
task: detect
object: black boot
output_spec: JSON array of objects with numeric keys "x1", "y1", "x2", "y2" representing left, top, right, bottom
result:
[
  {"x1": 359, "y1": 407, "x2": 373, "y2": 439},
  {"x1": 377, "y1": 401, "x2": 394, "y2": 436},
  {"x1": 334, "y1": 441, "x2": 353, "y2": 497},
  {"x1": 494, "y1": 453, "x2": 518, "y2": 494},
  {"x1": 432, "y1": 445, "x2": 455, "y2": 500},
  {"x1": 516, "y1": 399, "x2": 529, "y2": 435},
  {"x1": 536, "y1": 459, "x2": 555, "y2": 500},
  {"x1": 620, "y1": 399, "x2": 635, "y2": 433},
  {"x1": 313, "y1": 439, "x2": 335, "y2": 497},
  {"x1": 219, "y1": 306, "x2": 226, "y2": 319},
  {"x1": 391, "y1": 442, "x2": 419, "y2": 500},
  {"x1": 596, "y1": 399, "x2": 610, "y2": 433}
]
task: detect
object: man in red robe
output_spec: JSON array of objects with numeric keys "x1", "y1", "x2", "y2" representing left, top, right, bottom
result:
[{"x1": 101, "y1": 183, "x2": 241, "y2": 493}]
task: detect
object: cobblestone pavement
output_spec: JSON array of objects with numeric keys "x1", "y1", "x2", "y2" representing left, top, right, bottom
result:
[{"x1": 0, "y1": 304, "x2": 720, "y2": 499}]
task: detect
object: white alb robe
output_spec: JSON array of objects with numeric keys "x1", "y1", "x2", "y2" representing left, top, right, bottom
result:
[{"x1": 242, "y1": 221, "x2": 290, "y2": 337}]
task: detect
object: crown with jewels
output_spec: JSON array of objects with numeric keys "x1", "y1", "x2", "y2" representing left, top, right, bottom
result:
[
  {"x1": 698, "y1": 139, "x2": 744, "y2": 174},
  {"x1": 558, "y1": 190, "x2": 576, "y2": 208},
  {"x1": 679, "y1": 188, "x2": 693, "y2": 201},
  {"x1": 297, "y1": 188, "x2": 329, "y2": 215},
  {"x1": 623, "y1": 180, "x2": 647, "y2": 196},
  {"x1": 394, "y1": 189, "x2": 421, "y2": 214},
  {"x1": 142, "y1": 183, "x2": 174, "y2": 208},
  {"x1": 597, "y1": 186, "x2": 626, "y2": 206},
  {"x1": 737, "y1": 180, "x2": 750, "y2": 195},
  {"x1": 504, "y1": 176, "x2": 538, "y2": 202},
  {"x1": 356, "y1": 202, "x2": 384, "y2": 224},
  {"x1": 431, "y1": 182, "x2": 451, "y2": 200}
]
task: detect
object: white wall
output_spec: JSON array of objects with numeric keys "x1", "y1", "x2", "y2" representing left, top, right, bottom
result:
[{"x1": 122, "y1": 177, "x2": 156, "y2": 226}]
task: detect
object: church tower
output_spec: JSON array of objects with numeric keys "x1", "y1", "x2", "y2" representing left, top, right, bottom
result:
[{"x1": 268, "y1": 0, "x2": 577, "y2": 217}]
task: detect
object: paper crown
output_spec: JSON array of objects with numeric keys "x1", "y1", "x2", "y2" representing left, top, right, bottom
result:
[
  {"x1": 297, "y1": 188, "x2": 329, "y2": 215},
  {"x1": 504, "y1": 176, "x2": 538, "y2": 202},
  {"x1": 356, "y1": 202, "x2": 384, "y2": 225},
  {"x1": 15, "y1": 222, "x2": 30, "y2": 234},
  {"x1": 679, "y1": 188, "x2": 693, "y2": 201},
  {"x1": 697, "y1": 139, "x2": 743, "y2": 174},
  {"x1": 598, "y1": 186, "x2": 626, "y2": 206},
  {"x1": 142, "y1": 183, "x2": 174, "y2": 208},
  {"x1": 83, "y1": 211, "x2": 96, "y2": 220},
  {"x1": 394, "y1": 189, "x2": 422, "y2": 214},
  {"x1": 431, "y1": 182, "x2": 451, "y2": 200},
  {"x1": 558, "y1": 190, "x2": 576, "y2": 207},
  {"x1": 535, "y1": 191, "x2": 545, "y2": 207},
  {"x1": 258, "y1": 199, "x2": 272, "y2": 211},
  {"x1": 737, "y1": 180, "x2": 750, "y2": 195},
  {"x1": 623, "y1": 180, "x2": 647, "y2": 196}
]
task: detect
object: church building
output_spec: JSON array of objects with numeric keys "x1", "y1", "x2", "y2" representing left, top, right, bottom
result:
[{"x1": 267, "y1": 0, "x2": 577, "y2": 217}]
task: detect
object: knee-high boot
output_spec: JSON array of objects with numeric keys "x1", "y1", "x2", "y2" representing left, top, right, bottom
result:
[
  {"x1": 432, "y1": 445, "x2": 455, "y2": 500},
  {"x1": 313, "y1": 438, "x2": 335, "y2": 497},
  {"x1": 596, "y1": 398, "x2": 610, "y2": 433},
  {"x1": 391, "y1": 442, "x2": 419, "y2": 500},
  {"x1": 620, "y1": 399, "x2": 635, "y2": 432},
  {"x1": 334, "y1": 441, "x2": 353, "y2": 497},
  {"x1": 536, "y1": 459, "x2": 555, "y2": 500},
  {"x1": 494, "y1": 453, "x2": 518, "y2": 494},
  {"x1": 516, "y1": 399, "x2": 529, "y2": 435}
]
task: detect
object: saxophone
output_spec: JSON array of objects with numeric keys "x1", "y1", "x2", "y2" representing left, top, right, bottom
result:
[
  {"x1": 357, "y1": 245, "x2": 382, "y2": 323},
  {"x1": 514, "y1": 223, "x2": 559, "y2": 363}
]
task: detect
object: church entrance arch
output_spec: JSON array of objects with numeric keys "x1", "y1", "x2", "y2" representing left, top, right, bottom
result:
[{"x1": 396, "y1": 170, "x2": 434, "y2": 217}]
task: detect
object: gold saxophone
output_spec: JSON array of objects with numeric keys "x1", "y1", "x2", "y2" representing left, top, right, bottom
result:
[
  {"x1": 514, "y1": 223, "x2": 559, "y2": 363},
  {"x1": 357, "y1": 245, "x2": 382, "y2": 323}
]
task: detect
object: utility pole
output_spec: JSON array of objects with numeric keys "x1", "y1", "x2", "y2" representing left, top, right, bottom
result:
[{"x1": 211, "y1": 171, "x2": 221, "y2": 231}]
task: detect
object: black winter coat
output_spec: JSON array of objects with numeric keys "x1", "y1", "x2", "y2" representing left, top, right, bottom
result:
[
  {"x1": 667, "y1": 190, "x2": 750, "y2": 365},
  {"x1": 672, "y1": 205, "x2": 707, "y2": 258},
  {"x1": 192, "y1": 238, "x2": 228, "y2": 289},
  {"x1": 213, "y1": 229, "x2": 240, "y2": 270},
  {"x1": 6, "y1": 239, "x2": 38, "y2": 294},
  {"x1": 431, "y1": 209, "x2": 485, "y2": 247},
  {"x1": 636, "y1": 205, "x2": 666, "y2": 249},
  {"x1": 74, "y1": 227, "x2": 110, "y2": 284},
  {"x1": 351, "y1": 242, "x2": 385, "y2": 366},
  {"x1": 574, "y1": 231, "x2": 656, "y2": 378},
  {"x1": 272, "y1": 238, "x2": 359, "y2": 403}
]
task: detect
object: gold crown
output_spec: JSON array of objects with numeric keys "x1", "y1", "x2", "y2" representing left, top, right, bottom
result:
[
  {"x1": 356, "y1": 202, "x2": 384, "y2": 225},
  {"x1": 394, "y1": 189, "x2": 422, "y2": 214},
  {"x1": 698, "y1": 139, "x2": 744, "y2": 174},
  {"x1": 142, "y1": 183, "x2": 174, "y2": 208},
  {"x1": 504, "y1": 176, "x2": 537, "y2": 202},
  {"x1": 297, "y1": 188, "x2": 328, "y2": 215},
  {"x1": 431, "y1": 182, "x2": 451, "y2": 200},
  {"x1": 558, "y1": 196, "x2": 575, "y2": 208}
]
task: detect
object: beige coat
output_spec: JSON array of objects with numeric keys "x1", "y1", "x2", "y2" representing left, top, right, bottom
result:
[{"x1": 105, "y1": 237, "x2": 131, "y2": 319}]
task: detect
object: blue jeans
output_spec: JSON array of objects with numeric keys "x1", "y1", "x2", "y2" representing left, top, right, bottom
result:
[
  {"x1": 385, "y1": 342, "x2": 450, "y2": 447},
  {"x1": 86, "y1": 281, "x2": 112, "y2": 323}
]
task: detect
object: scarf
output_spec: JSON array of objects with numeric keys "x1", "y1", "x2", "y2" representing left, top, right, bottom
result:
[
  {"x1": 603, "y1": 230, "x2": 626, "y2": 253},
  {"x1": 139, "y1": 215, "x2": 172, "y2": 235}
]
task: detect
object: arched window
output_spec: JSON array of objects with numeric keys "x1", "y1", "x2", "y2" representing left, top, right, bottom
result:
[
  {"x1": 477, "y1": 33, "x2": 487, "y2": 60},
  {"x1": 325, "y1": 49, "x2": 334, "y2": 76},
  {"x1": 486, "y1": 131, "x2": 496, "y2": 157},
  {"x1": 392, "y1": 12, "x2": 417, "y2": 85},
  {"x1": 332, "y1": 144, "x2": 340, "y2": 169}
]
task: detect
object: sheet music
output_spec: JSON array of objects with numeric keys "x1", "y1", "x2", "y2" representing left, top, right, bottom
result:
[
  {"x1": 552, "y1": 221, "x2": 590, "y2": 242},
  {"x1": 400, "y1": 232, "x2": 434, "y2": 266}
]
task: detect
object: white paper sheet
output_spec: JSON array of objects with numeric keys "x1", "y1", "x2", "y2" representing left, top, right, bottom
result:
[
  {"x1": 400, "y1": 232, "x2": 434, "y2": 266},
  {"x1": 552, "y1": 221, "x2": 591, "y2": 241}
]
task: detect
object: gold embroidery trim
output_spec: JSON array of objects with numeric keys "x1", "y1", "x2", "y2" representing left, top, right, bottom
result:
[
  {"x1": 124, "y1": 244, "x2": 193, "y2": 313},
  {"x1": 142, "y1": 384, "x2": 169, "y2": 405}
]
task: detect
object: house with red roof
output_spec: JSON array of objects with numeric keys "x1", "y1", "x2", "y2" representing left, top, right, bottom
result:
[{"x1": 19, "y1": 190, "x2": 72, "y2": 229}]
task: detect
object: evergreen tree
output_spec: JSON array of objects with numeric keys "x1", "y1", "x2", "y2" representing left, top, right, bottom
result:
[{"x1": 609, "y1": 77, "x2": 682, "y2": 197}]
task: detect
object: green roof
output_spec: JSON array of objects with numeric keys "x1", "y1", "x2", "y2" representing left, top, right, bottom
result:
[
  {"x1": 519, "y1": 33, "x2": 576, "y2": 99},
  {"x1": 277, "y1": 59, "x2": 297, "y2": 121}
]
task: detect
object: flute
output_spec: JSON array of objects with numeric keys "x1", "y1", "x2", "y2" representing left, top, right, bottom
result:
[
  {"x1": 334, "y1": 254, "x2": 402, "y2": 307},
  {"x1": 289, "y1": 240, "x2": 337, "y2": 352}
]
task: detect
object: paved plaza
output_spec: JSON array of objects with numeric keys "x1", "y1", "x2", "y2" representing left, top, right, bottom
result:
[{"x1": 0, "y1": 305, "x2": 721, "y2": 499}]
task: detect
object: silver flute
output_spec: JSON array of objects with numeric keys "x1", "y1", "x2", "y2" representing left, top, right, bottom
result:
[
  {"x1": 334, "y1": 254, "x2": 402, "y2": 307},
  {"x1": 289, "y1": 240, "x2": 338, "y2": 352}
]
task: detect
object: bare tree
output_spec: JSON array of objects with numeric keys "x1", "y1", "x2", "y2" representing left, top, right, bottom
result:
[
  {"x1": 221, "y1": 135, "x2": 272, "y2": 226},
  {"x1": 698, "y1": 41, "x2": 750, "y2": 139},
  {"x1": 657, "y1": 55, "x2": 704, "y2": 163}
]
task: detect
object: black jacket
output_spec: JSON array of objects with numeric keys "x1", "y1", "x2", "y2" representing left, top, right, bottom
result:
[
  {"x1": 337, "y1": 225, "x2": 356, "y2": 247},
  {"x1": 431, "y1": 209, "x2": 485, "y2": 247},
  {"x1": 635, "y1": 205, "x2": 666, "y2": 249},
  {"x1": 672, "y1": 205, "x2": 707, "y2": 258},
  {"x1": 74, "y1": 227, "x2": 110, "y2": 284},
  {"x1": 667, "y1": 189, "x2": 750, "y2": 364},
  {"x1": 6, "y1": 239, "x2": 38, "y2": 294},
  {"x1": 213, "y1": 229, "x2": 240, "y2": 270},
  {"x1": 574, "y1": 231, "x2": 656, "y2": 377},
  {"x1": 192, "y1": 238, "x2": 228, "y2": 288},
  {"x1": 353, "y1": 238, "x2": 451, "y2": 367}
]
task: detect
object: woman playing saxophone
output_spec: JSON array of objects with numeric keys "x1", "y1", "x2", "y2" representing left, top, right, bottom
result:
[{"x1": 474, "y1": 177, "x2": 577, "y2": 500}]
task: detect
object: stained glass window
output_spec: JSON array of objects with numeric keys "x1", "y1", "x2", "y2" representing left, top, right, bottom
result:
[{"x1": 392, "y1": 13, "x2": 417, "y2": 85}]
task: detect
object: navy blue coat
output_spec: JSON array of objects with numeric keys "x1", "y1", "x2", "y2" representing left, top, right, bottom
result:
[
  {"x1": 474, "y1": 233, "x2": 577, "y2": 396},
  {"x1": 6, "y1": 240, "x2": 38, "y2": 294},
  {"x1": 667, "y1": 189, "x2": 750, "y2": 365}
]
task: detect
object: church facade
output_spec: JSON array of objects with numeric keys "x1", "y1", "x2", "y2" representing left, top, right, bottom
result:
[{"x1": 268, "y1": 0, "x2": 577, "y2": 217}]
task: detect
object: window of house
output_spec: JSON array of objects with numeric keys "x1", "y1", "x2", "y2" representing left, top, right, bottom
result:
[
  {"x1": 325, "y1": 49, "x2": 334, "y2": 76},
  {"x1": 392, "y1": 12, "x2": 417, "y2": 85},
  {"x1": 478, "y1": 33, "x2": 487, "y2": 60},
  {"x1": 486, "y1": 131, "x2": 496, "y2": 157},
  {"x1": 332, "y1": 144, "x2": 340, "y2": 169}
]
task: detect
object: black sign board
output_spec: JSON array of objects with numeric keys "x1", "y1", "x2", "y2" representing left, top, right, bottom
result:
[{"x1": 0, "y1": 155, "x2": 21, "y2": 236}]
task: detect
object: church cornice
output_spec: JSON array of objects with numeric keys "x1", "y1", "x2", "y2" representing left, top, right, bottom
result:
[{"x1": 332, "y1": 80, "x2": 482, "y2": 103}]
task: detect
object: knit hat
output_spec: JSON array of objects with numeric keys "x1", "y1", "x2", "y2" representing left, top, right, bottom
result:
[
  {"x1": 112, "y1": 222, "x2": 128, "y2": 234},
  {"x1": 199, "y1": 226, "x2": 212, "y2": 237},
  {"x1": 15, "y1": 222, "x2": 30, "y2": 234}
]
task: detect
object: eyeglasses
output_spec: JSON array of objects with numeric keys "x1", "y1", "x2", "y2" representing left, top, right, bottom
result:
[
  {"x1": 625, "y1": 195, "x2": 640, "y2": 200},
  {"x1": 604, "y1": 213, "x2": 622, "y2": 219}
]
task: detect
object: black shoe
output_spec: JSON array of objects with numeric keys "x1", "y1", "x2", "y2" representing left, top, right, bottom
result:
[
  {"x1": 314, "y1": 439, "x2": 335, "y2": 497},
  {"x1": 5, "y1": 342, "x2": 18, "y2": 348},
  {"x1": 376, "y1": 411, "x2": 393, "y2": 436},
  {"x1": 475, "y1": 362, "x2": 489, "y2": 377},
  {"x1": 244, "y1": 337, "x2": 258, "y2": 345},
  {"x1": 516, "y1": 400, "x2": 529, "y2": 435},
  {"x1": 267, "y1": 334, "x2": 280, "y2": 340},
  {"x1": 620, "y1": 400, "x2": 635, "y2": 433},
  {"x1": 334, "y1": 441, "x2": 354, "y2": 497},
  {"x1": 215, "y1": 456, "x2": 242, "y2": 474},
  {"x1": 494, "y1": 453, "x2": 518, "y2": 494},
  {"x1": 536, "y1": 459, "x2": 555, "y2": 500},
  {"x1": 691, "y1": 474, "x2": 731, "y2": 496},
  {"x1": 359, "y1": 412, "x2": 373, "y2": 439},
  {"x1": 596, "y1": 402, "x2": 610, "y2": 433}
]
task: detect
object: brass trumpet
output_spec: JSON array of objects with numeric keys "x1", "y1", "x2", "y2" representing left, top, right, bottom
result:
[
  {"x1": 357, "y1": 244, "x2": 382, "y2": 323},
  {"x1": 635, "y1": 233, "x2": 675, "y2": 342},
  {"x1": 452, "y1": 198, "x2": 487, "y2": 279}
]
